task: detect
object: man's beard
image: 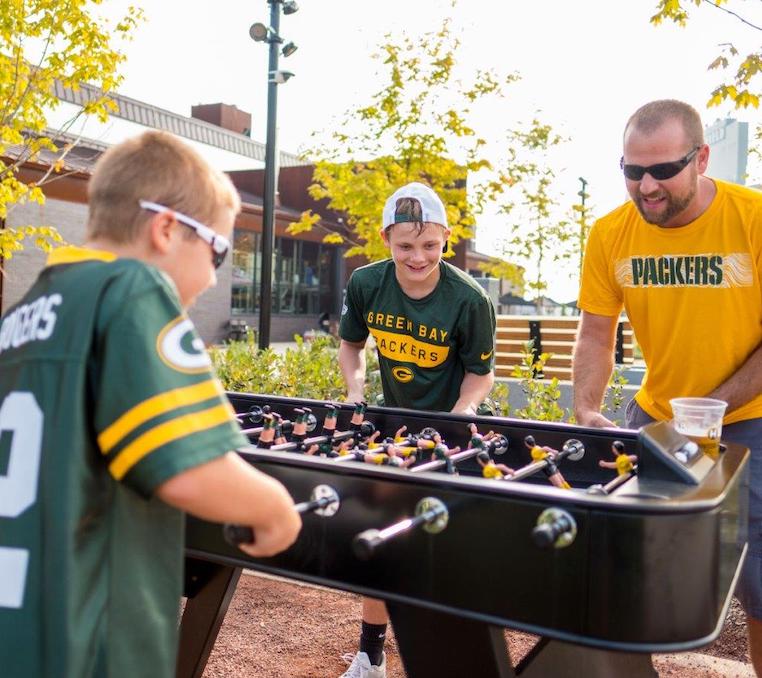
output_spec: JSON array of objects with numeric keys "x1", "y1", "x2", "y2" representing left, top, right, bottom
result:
[{"x1": 634, "y1": 183, "x2": 697, "y2": 227}]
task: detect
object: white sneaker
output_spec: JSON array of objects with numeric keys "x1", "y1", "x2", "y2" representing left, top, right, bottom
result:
[{"x1": 339, "y1": 651, "x2": 386, "y2": 678}]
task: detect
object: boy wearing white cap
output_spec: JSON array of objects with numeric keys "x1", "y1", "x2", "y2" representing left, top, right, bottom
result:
[{"x1": 337, "y1": 182, "x2": 496, "y2": 677}]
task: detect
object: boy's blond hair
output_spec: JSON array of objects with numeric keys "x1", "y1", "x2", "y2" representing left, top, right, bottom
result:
[{"x1": 86, "y1": 130, "x2": 241, "y2": 243}]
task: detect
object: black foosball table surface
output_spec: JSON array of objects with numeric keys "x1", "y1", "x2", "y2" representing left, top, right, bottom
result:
[{"x1": 181, "y1": 393, "x2": 748, "y2": 678}]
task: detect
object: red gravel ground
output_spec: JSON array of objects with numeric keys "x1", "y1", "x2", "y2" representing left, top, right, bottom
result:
[{"x1": 200, "y1": 571, "x2": 753, "y2": 678}]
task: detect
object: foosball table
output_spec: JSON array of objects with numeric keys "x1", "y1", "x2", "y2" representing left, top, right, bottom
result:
[{"x1": 179, "y1": 394, "x2": 748, "y2": 678}]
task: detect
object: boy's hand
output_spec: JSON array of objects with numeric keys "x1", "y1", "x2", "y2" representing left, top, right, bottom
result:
[{"x1": 237, "y1": 508, "x2": 302, "y2": 558}]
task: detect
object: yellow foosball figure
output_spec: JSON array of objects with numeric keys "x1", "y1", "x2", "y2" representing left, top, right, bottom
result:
[
  {"x1": 598, "y1": 440, "x2": 638, "y2": 476},
  {"x1": 524, "y1": 435, "x2": 571, "y2": 490},
  {"x1": 476, "y1": 451, "x2": 514, "y2": 480}
]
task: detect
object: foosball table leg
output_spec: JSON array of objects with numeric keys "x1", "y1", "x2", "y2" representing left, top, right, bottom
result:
[
  {"x1": 386, "y1": 601, "x2": 517, "y2": 678},
  {"x1": 514, "y1": 637, "x2": 657, "y2": 677},
  {"x1": 177, "y1": 557, "x2": 242, "y2": 678}
]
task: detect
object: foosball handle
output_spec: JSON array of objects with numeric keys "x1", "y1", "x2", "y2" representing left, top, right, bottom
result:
[
  {"x1": 353, "y1": 529, "x2": 383, "y2": 560},
  {"x1": 532, "y1": 507, "x2": 577, "y2": 549},
  {"x1": 223, "y1": 485, "x2": 340, "y2": 546},
  {"x1": 224, "y1": 524, "x2": 255, "y2": 545}
]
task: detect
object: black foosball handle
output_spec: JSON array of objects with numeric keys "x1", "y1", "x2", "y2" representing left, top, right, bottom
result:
[
  {"x1": 352, "y1": 497, "x2": 448, "y2": 560},
  {"x1": 531, "y1": 507, "x2": 577, "y2": 549},
  {"x1": 223, "y1": 485, "x2": 340, "y2": 546}
]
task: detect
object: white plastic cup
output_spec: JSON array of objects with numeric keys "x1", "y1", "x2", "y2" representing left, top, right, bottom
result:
[{"x1": 669, "y1": 397, "x2": 728, "y2": 456}]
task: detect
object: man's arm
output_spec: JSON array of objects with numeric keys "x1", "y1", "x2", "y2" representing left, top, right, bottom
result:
[
  {"x1": 452, "y1": 371, "x2": 494, "y2": 415},
  {"x1": 156, "y1": 452, "x2": 301, "y2": 558},
  {"x1": 572, "y1": 311, "x2": 619, "y2": 427},
  {"x1": 338, "y1": 338, "x2": 367, "y2": 402},
  {"x1": 707, "y1": 341, "x2": 762, "y2": 412}
]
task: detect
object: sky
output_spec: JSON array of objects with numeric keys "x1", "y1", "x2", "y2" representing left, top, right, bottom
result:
[{"x1": 91, "y1": 0, "x2": 762, "y2": 302}]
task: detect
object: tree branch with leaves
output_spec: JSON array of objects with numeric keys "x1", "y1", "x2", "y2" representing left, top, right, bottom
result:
[{"x1": 0, "y1": 0, "x2": 143, "y2": 262}]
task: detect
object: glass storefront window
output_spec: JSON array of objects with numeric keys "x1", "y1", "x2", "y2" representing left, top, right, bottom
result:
[{"x1": 232, "y1": 230, "x2": 333, "y2": 316}]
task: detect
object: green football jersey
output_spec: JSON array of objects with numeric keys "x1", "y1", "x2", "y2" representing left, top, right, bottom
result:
[
  {"x1": 340, "y1": 260, "x2": 496, "y2": 411},
  {"x1": 0, "y1": 246, "x2": 246, "y2": 678}
]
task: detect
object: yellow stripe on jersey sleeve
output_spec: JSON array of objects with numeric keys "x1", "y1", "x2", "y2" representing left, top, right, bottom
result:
[
  {"x1": 108, "y1": 403, "x2": 235, "y2": 480},
  {"x1": 98, "y1": 379, "x2": 225, "y2": 454}
]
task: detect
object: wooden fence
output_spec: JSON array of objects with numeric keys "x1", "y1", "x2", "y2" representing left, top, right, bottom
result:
[{"x1": 495, "y1": 315, "x2": 634, "y2": 381}]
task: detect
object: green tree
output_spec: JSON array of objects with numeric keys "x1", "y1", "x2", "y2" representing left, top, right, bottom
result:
[
  {"x1": 481, "y1": 118, "x2": 575, "y2": 304},
  {"x1": 651, "y1": 0, "x2": 762, "y2": 110},
  {"x1": 289, "y1": 18, "x2": 521, "y2": 283},
  {"x1": 0, "y1": 0, "x2": 142, "y2": 260}
]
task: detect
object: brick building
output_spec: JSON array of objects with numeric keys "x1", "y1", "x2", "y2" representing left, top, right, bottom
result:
[{"x1": 3, "y1": 84, "x2": 511, "y2": 343}]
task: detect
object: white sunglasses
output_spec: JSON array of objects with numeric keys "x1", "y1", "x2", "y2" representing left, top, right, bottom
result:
[{"x1": 139, "y1": 200, "x2": 230, "y2": 269}]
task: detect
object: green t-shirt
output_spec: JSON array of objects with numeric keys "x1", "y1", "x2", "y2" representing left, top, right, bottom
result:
[
  {"x1": 340, "y1": 259, "x2": 496, "y2": 411},
  {"x1": 0, "y1": 247, "x2": 246, "y2": 678}
]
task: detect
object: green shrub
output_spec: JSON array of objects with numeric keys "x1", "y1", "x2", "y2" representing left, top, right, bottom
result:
[
  {"x1": 511, "y1": 341, "x2": 568, "y2": 422},
  {"x1": 210, "y1": 334, "x2": 347, "y2": 400}
]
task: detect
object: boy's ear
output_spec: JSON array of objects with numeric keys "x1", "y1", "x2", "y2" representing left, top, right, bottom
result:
[
  {"x1": 379, "y1": 227, "x2": 391, "y2": 246},
  {"x1": 148, "y1": 211, "x2": 176, "y2": 255}
]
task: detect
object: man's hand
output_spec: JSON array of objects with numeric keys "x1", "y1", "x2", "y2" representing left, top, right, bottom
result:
[{"x1": 576, "y1": 409, "x2": 617, "y2": 428}]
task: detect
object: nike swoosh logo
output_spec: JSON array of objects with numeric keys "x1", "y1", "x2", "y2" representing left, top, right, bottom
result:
[{"x1": 480, "y1": 350, "x2": 493, "y2": 360}]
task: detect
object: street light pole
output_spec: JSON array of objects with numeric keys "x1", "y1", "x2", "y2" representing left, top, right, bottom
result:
[
  {"x1": 577, "y1": 176, "x2": 589, "y2": 276},
  {"x1": 258, "y1": 0, "x2": 281, "y2": 350}
]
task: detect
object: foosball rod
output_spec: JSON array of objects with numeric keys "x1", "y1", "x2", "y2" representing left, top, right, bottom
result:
[
  {"x1": 587, "y1": 469, "x2": 637, "y2": 496},
  {"x1": 506, "y1": 439, "x2": 585, "y2": 482},
  {"x1": 412, "y1": 446, "x2": 481, "y2": 473},
  {"x1": 353, "y1": 497, "x2": 448, "y2": 560},
  {"x1": 223, "y1": 485, "x2": 340, "y2": 546}
]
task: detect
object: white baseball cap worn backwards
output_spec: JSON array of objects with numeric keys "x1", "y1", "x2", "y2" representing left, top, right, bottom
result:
[{"x1": 382, "y1": 182, "x2": 448, "y2": 230}]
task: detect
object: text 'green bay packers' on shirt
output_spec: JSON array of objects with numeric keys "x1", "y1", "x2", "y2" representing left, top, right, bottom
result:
[
  {"x1": 0, "y1": 246, "x2": 246, "y2": 678},
  {"x1": 340, "y1": 260, "x2": 496, "y2": 411}
]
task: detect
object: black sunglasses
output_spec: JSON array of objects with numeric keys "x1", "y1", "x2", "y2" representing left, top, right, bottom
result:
[{"x1": 620, "y1": 146, "x2": 701, "y2": 182}]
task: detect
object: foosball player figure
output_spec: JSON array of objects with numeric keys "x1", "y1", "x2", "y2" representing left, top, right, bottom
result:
[
  {"x1": 291, "y1": 408, "x2": 310, "y2": 447},
  {"x1": 476, "y1": 450, "x2": 514, "y2": 480},
  {"x1": 599, "y1": 440, "x2": 638, "y2": 475},
  {"x1": 467, "y1": 422, "x2": 492, "y2": 450},
  {"x1": 322, "y1": 402, "x2": 339, "y2": 437},
  {"x1": 524, "y1": 435, "x2": 571, "y2": 490},
  {"x1": 392, "y1": 425, "x2": 420, "y2": 453},
  {"x1": 430, "y1": 436, "x2": 460, "y2": 475},
  {"x1": 273, "y1": 414, "x2": 288, "y2": 446},
  {"x1": 350, "y1": 401, "x2": 367, "y2": 432},
  {"x1": 361, "y1": 440, "x2": 415, "y2": 467},
  {"x1": 306, "y1": 440, "x2": 332, "y2": 457},
  {"x1": 257, "y1": 413, "x2": 276, "y2": 449}
]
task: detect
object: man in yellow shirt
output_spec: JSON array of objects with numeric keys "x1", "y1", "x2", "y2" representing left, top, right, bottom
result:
[{"x1": 573, "y1": 99, "x2": 762, "y2": 675}]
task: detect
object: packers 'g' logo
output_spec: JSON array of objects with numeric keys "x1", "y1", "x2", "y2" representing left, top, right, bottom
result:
[
  {"x1": 392, "y1": 366, "x2": 414, "y2": 383},
  {"x1": 156, "y1": 317, "x2": 212, "y2": 373}
]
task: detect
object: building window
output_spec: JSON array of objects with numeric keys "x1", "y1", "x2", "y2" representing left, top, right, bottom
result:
[{"x1": 232, "y1": 230, "x2": 334, "y2": 316}]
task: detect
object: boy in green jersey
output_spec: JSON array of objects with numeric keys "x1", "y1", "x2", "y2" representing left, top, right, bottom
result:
[
  {"x1": 338, "y1": 182, "x2": 496, "y2": 677},
  {"x1": 0, "y1": 131, "x2": 301, "y2": 678}
]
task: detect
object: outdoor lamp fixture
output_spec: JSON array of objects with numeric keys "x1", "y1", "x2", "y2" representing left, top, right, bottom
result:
[
  {"x1": 250, "y1": 0, "x2": 299, "y2": 350},
  {"x1": 269, "y1": 70, "x2": 294, "y2": 84},
  {"x1": 249, "y1": 22, "x2": 277, "y2": 42}
]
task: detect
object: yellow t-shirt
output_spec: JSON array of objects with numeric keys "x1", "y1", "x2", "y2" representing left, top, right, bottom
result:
[{"x1": 579, "y1": 180, "x2": 762, "y2": 424}]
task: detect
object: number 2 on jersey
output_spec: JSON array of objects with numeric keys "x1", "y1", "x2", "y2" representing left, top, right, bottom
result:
[{"x1": 0, "y1": 392, "x2": 43, "y2": 608}]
